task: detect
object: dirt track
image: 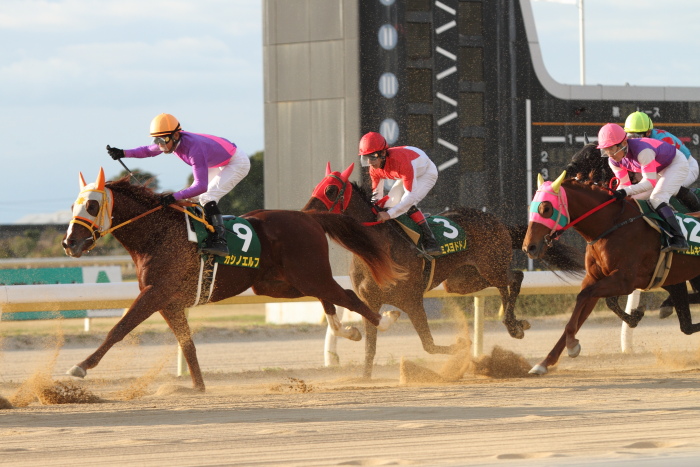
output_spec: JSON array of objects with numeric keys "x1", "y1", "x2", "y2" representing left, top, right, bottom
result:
[{"x1": 2, "y1": 310, "x2": 700, "y2": 466}]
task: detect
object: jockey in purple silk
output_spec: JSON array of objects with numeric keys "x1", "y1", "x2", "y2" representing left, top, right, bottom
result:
[
  {"x1": 106, "y1": 113, "x2": 251, "y2": 257},
  {"x1": 598, "y1": 123, "x2": 689, "y2": 252}
]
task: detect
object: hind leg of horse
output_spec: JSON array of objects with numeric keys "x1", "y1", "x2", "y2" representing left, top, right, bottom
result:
[
  {"x1": 664, "y1": 283, "x2": 700, "y2": 334},
  {"x1": 67, "y1": 286, "x2": 164, "y2": 379},
  {"x1": 160, "y1": 304, "x2": 205, "y2": 391},
  {"x1": 604, "y1": 295, "x2": 645, "y2": 327},
  {"x1": 322, "y1": 300, "x2": 361, "y2": 341}
]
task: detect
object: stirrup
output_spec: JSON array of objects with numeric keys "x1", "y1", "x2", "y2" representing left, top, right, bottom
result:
[
  {"x1": 661, "y1": 238, "x2": 688, "y2": 253},
  {"x1": 202, "y1": 238, "x2": 229, "y2": 257}
]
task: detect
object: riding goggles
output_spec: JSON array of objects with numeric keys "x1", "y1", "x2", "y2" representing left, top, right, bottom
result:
[
  {"x1": 359, "y1": 152, "x2": 382, "y2": 167},
  {"x1": 153, "y1": 134, "x2": 174, "y2": 145}
]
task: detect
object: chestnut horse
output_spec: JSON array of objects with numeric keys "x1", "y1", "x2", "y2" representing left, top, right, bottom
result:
[
  {"x1": 62, "y1": 168, "x2": 405, "y2": 391},
  {"x1": 523, "y1": 172, "x2": 700, "y2": 375},
  {"x1": 303, "y1": 163, "x2": 583, "y2": 378}
]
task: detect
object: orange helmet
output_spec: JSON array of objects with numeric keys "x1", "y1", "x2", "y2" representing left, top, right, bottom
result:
[
  {"x1": 150, "y1": 113, "x2": 181, "y2": 137},
  {"x1": 358, "y1": 132, "x2": 388, "y2": 156}
]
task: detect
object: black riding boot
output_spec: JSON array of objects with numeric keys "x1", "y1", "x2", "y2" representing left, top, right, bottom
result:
[
  {"x1": 675, "y1": 186, "x2": 700, "y2": 212},
  {"x1": 656, "y1": 202, "x2": 688, "y2": 253},
  {"x1": 406, "y1": 206, "x2": 442, "y2": 256},
  {"x1": 418, "y1": 221, "x2": 442, "y2": 256},
  {"x1": 202, "y1": 201, "x2": 229, "y2": 257}
]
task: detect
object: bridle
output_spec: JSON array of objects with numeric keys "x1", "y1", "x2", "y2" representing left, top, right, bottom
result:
[{"x1": 69, "y1": 186, "x2": 210, "y2": 251}]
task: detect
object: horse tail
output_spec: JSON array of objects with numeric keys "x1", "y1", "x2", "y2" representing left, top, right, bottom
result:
[
  {"x1": 305, "y1": 212, "x2": 408, "y2": 287},
  {"x1": 507, "y1": 224, "x2": 585, "y2": 279}
]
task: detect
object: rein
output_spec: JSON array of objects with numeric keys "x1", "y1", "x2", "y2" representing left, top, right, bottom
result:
[{"x1": 71, "y1": 187, "x2": 213, "y2": 250}]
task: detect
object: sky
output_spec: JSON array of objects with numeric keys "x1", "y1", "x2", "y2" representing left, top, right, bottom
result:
[{"x1": 1, "y1": 0, "x2": 700, "y2": 224}]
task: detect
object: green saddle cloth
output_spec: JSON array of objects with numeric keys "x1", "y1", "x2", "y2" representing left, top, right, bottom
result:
[
  {"x1": 394, "y1": 213, "x2": 467, "y2": 256},
  {"x1": 189, "y1": 208, "x2": 262, "y2": 267},
  {"x1": 636, "y1": 198, "x2": 700, "y2": 256}
]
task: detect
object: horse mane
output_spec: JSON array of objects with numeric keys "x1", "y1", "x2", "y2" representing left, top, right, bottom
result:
[
  {"x1": 106, "y1": 176, "x2": 162, "y2": 206},
  {"x1": 566, "y1": 143, "x2": 614, "y2": 185}
]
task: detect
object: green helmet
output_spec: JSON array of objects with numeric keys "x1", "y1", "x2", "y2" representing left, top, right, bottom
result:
[{"x1": 624, "y1": 111, "x2": 653, "y2": 133}]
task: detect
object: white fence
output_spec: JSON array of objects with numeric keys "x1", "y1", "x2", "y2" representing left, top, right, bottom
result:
[{"x1": 0, "y1": 260, "x2": 647, "y2": 374}]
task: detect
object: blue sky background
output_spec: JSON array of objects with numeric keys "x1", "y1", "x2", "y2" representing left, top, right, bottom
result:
[{"x1": 1, "y1": 0, "x2": 699, "y2": 223}]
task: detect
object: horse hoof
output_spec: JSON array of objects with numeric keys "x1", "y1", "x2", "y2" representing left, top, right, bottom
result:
[
  {"x1": 659, "y1": 306, "x2": 673, "y2": 320},
  {"x1": 66, "y1": 365, "x2": 87, "y2": 378},
  {"x1": 377, "y1": 310, "x2": 400, "y2": 331},
  {"x1": 521, "y1": 320, "x2": 531, "y2": 331},
  {"x1": 529, "y1": 364, "x2": 547, "y2": 375},
  {"x1": 567, "y1": 342, "x2": 581, "y2": 358},
  {"x1": 346, "y1": 326, "x2": 362, "y2": 341}
]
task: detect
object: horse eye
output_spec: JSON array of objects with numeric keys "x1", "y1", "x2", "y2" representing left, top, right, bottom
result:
[
  {"x1": 538, "y1": 201, "x2": 554, "y2": 219},
  {"x1": 324, "y1": 185, "x2": 338, "y2": 200},
  {"x1": 86, "y1": 200, "x2": 100, "y2": 216}
]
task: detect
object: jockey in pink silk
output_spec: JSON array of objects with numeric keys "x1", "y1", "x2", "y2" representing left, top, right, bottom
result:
[{"x1": 598, "y1": 123, "x2": 689, "y2": 252}]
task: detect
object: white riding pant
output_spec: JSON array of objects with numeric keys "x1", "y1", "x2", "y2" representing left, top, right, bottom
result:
[
  {"x1": 198, "y1": 148, "x2": 251, "y2": 205},
  {"x1": 684, "y1": 155, "x2": 699, "y2": 187},
  {"x1": 384, "y1": 170, "x2": 438, "y2": 218},
  {"x1": 632, "y1": 151, "x2": 689, "y2": 209}
]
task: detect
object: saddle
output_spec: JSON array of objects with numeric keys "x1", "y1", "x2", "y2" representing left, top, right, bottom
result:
[
  {"x1": 393, "y1": 212, "x2": 468, "y2": 257},
  {"x1": 634, "y1": 199, "x2": 700, "y2": 257},
  {"x1": 185, "y1": 207, "x2": 262, "y2": 268}
]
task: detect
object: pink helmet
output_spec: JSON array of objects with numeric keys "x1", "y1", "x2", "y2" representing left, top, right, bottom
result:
[
  {"x1": 358, "y1": 132, "x2": 388, "y2": 156},
  {"x1": 596, "y1": 123, "x2": 626, "y2": 149}
]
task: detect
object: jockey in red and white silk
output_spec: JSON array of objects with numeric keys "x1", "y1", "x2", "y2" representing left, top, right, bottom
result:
[{"x1": 369, "y1": 146, "x2": 438, "y2": 219}]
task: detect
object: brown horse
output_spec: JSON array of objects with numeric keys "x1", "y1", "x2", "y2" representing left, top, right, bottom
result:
[
  {"x1": 61, "y1": 168, "x2": 406, "y2": 391},
  {"x1": 303, "y1": 163, "x2": 583, "y2": 378},
  {"x1": 523, "y1": 172, "x2": 700, "y2": 375},
  {"x1": 567, "y1": 142, "x2": 700, "y2": 318}
]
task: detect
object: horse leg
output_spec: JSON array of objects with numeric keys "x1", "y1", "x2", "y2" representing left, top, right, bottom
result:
[
  {"x1": 500, "y1": 270, "x2": 530, "y2": 339},
  {"x1": 322, "y1": 300, "x2": 361, "y2": 341},
  {"x1": 530, "y1": 294, "x2": 599, "y2": 375},
  {"x1": 604, "y1": 295, "x2": 645, "y2": 327},
  {"x1": 363, "y1": 317, "x2": 378, "y2": 380},
  {"x1": 159, "y1": 304, "x2": 205, "y2": 391},
  {"x1": 659, "y1": 294, "x2": 675, "y2": 319},
  {"x1": 402, "y1": 299, "x2": 466, "y2": 354},
  {"x1": 664, "y1": 283, "x2": 700, "y2": 334},
  {"x1": 66, "y1": 285, "x2": 166, "y2": 379}
]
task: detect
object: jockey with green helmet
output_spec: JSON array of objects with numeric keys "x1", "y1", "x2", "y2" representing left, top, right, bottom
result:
[
  {"x1": 358, "y1": 131, "x2": 441, "y2": 256},
  {"x1": 624, "y1": 111, "x2": 700, "y2": 211},
  {"x1": 598, "y1": 123, "x2": 689, "y2": 252},
  {"x1": 106, "y1": 113, "x2": 251, "y2": 257}
]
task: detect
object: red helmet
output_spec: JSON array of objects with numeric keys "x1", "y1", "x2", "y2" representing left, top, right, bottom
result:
[{"x1": 358, "y1": 132, "x2": 388, "y2": 156}]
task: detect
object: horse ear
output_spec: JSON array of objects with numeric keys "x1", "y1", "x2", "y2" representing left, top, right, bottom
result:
[
  {"x1": 551, "y1": 171, "x2": 567, "y2": 194},
  {"x1": 584, "y1": 132, "x2": 590, "y2": 145},
  {"x1": 79, "y1": 172, "x2": 87, "y2": 189},
  {"x1": 340, "y1": 163, "x2": 355, "y2": 183},
  {"x1": 537, "y1": 173, "x2": 544, "y2": 188},
  {"x1": 95, "y1": 167, "x2": 106, "y2": 191},
  {"x1": 325, "y1": 162, "x2": 332, "y2": 176}
]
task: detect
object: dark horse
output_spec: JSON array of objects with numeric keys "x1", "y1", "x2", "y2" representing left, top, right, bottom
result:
[
  {"x1": 62, "y1": 168, "x2": 406, "y2": 391},
  {"x1": 303, "y1": 163, "x2": 583, "y2": 378},
  {"x1": 523, "y1": 173, "x2": 700, "y2": 375},
  {"x1": 567, "y1": 143, "x2": 700, "y2": 318}
]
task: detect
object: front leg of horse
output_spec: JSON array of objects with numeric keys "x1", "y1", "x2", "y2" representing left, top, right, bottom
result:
[
  {"x1": 404, "y1": 302, "x2": 466, "y2": 355},
  {"x1": 322, "y1": 300, "x2": 361, "y2": 341},
  {"x1": 499, "y1": 271, "x2": 529, "y2": 339},
  {"x1": 66, "y1": 286, "x2": 163, "y2": 379}
]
